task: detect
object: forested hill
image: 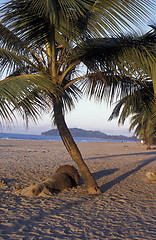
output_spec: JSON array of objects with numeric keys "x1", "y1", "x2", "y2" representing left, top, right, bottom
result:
[{"x1": 41, "y1": 128, "x2": 137, "y2": 141}]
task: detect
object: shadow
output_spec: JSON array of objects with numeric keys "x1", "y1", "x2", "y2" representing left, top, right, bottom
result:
[
  {"x1": 78, "y1": 168, "x2": 119, "y2": 186},
  {"x1": 1, "y1": 177, "x2": 16, "y2": 185},
  {"x1": 92, "y1": 168, "x2": 119, "y2": 180},
  {"x1": 84, "y1": 151, "x2": 156, "y2": 161},
  {"x1": 0, "y1": 145, "x2": 15, "y2": 148},
  {"x1": 100, "y1": 156, "x2": 156, "y2": 192}
]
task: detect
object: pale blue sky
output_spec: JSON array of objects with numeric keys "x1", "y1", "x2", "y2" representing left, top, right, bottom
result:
[
  {"x1": 3, "y1": 98, "x2": 131, "y2": 136},
  {"x1": 0, "y1": 1, "x2": 155, "y2": 136}
]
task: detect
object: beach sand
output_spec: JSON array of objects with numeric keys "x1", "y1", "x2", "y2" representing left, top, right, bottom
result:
[{"x1": 0, "y1": 139, "x2": 156, "y2": 239}]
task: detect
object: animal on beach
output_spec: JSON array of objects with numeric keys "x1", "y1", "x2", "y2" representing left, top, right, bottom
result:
[
  {"x1": 55, "y1": 164, "x2": 80, "y2": 186},
  {"x1": 31, "y1": 165, "x2": 80, "y2": 196}
]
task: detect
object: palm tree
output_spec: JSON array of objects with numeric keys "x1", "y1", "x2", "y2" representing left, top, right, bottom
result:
[
  {"x1": 130, "y1": 111, "x2": 156, "y2": 149},
  {"x1": 109, "y1": 82, "x2": 156, "y2": 149},
  {"x1": 0, "y1": 0, "x2": 155, "y2": 194}
]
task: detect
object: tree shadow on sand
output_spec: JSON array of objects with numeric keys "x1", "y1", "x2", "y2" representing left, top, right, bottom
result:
[
  {"x1": 92, "y1": 168, "x2": 119, "y2": 180},
  {"x1": 79, "y1": 169, "x2": 119, "y2": 185},
  {"x1": 99, "y1": 156, "x2": 156, "y2": 192},
  {"x1": 84, "y1": 150, "x2": 156, "y2": 161}
]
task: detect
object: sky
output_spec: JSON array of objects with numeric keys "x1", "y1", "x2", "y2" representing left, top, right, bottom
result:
[
  {"x1": 0, "y1": 1, "x2": 156, "y2": 136},
  {"x1": 2, "y1": 98, "x2": 131, "y2": 136}
]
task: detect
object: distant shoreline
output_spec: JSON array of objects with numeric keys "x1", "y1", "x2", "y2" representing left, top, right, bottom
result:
[
  {"x1": 41, "y1": 127, "x2": 137, "y2": 142},
  {"x1": 0, "y1": 132, "x2": 137, "y2": 142}
]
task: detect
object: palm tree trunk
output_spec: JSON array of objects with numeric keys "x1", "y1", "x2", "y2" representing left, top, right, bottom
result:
[
  {"x1": 146, "y1": 135, "x2": 151, "y2": 150},
  {"x1": 53, "y1": 99, "x2": 102, "y2": 194},
  {"x1": 144, "y1": 132, "x2": 151, "y2": 150}
]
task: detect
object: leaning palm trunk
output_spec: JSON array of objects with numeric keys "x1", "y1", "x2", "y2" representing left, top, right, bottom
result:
[{"x1": 53, "y1": 98, "x2": 102, "y2": 194}]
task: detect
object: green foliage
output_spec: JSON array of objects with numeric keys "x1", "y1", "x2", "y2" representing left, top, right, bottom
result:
[
  {"x1": 109, "y1": 82, "x2": 156, "y2": 146},
  {"x1": 0, "y1": 0, "x2": 156, "y2": 127}
]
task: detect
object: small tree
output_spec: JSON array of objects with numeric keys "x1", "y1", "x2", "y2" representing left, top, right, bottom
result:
[
  {"x1": 109, "y1": 82, "x2": 156, "y2": 149},
  {"x1": 0, "y1": 0, "x2": 155, "y2": 193}
]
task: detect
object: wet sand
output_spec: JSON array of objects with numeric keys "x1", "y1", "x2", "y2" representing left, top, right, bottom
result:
[{"x1": 0, "y1": 139, "x2": 156, "y2": 239}]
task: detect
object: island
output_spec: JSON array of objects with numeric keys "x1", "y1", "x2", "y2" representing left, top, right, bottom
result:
[{"x1": 41, "y1": 128, "x2": 137, "y2": 141}]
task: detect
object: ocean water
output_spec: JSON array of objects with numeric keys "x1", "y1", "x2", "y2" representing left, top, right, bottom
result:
[{"x1": 0, "y1": 132, "x2": 136, "y2": 143}]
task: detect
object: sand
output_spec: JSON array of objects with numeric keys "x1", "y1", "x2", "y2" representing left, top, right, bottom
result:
[{"x1": 0, "y1": 139, "x2": 156, "y2": 240}]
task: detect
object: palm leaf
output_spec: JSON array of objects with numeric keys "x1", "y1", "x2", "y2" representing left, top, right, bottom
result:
[
  {"x1": 1, "y1": 0, "x2": 155, "y2": 46},
  {"x1": 0, "y1": 23, "x2": 29, "y2": 52},
  {"x1": 0, "y1": 74, "x2": 61, "y2": 125},
  {"x1": 109, "y1": 82, "x2": 154, "y2": 123},
  {"x1": 0, "y1": 0, "x2": 155, "y2": 125},
  {"x1": 74, "y1": 32, "x2": 155, "y2": 75}
]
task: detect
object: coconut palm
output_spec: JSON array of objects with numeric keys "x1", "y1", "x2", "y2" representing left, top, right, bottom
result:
[
  {"x1": 141, "y1": 25, "x2": 156, "y2": 101},
  {"x1": 0, "y1": 0, "x2": 155, "y2": 193},
  {"x1": 109, "y1": 82, "x2": 156, "y2": 149},
  {"x1": 130, "y1": 111, "x2": 156, "y2": 149}
]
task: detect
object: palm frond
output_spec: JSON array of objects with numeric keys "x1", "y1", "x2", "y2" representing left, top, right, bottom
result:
[
  {"x1": 0, "y1": 47, "x2": 26, "y2": 75},
  {"x1": 74, "y1": 32, "x2": 155, "y2": 77},
  {"x1": 1, "y1": 0, "x2": 155, "y2": 47},
  {"x1": 0, "y1": 23, "x2": 28, "y2": 52},
  {"x1": 0, "y1": 74, "x2": 61, "y2": 125},
  {"x1": 16, "y1": 89, "x2": 51, "y2": 126},
  {"x1": 77, "y1": 72, "x2": 139, "y2": 103},
  {"x1": 1, "y1": 74, "x2": 62, "y2": 96},
  {"x1": 109, "y1": 82, "x2": 154, "y2": 123},
  {"x1": 61, "y1": 77, "x2": 82, "y2": 114},
  {"x1": 108, "y1": 80, "x2": 156, "y2": 144},
  {"x1": 0, "y1": 0, "x2": 155, "y2": 128},
  {"x1": 90, "y1": 0, "x2": 155, "y2": 35}
]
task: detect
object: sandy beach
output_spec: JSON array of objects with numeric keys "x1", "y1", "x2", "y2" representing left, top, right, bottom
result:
[{"x1": 0, "y1": 139, "x2": 156, "y2": 239}]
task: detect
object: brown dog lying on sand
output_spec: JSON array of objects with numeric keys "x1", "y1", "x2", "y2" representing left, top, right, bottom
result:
[{"x1": 32, "y1": 165, "x2": 80, "y2": 196}]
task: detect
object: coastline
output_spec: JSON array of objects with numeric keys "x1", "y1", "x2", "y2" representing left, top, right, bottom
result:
[
  {"x1": 1, "y1": 139, "x2": 156, "y2": 239},
  {"x1": 0, "y1": 132, "x2": 137, "y2": 142}
]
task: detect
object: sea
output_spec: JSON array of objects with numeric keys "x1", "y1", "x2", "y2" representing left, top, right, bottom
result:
[{"x1": 0, "y1": 132, "x2": 137, "y2": 143}]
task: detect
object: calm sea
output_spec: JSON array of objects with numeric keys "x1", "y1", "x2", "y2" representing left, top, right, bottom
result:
[{"x1": 0, "y1": 132, "x2": 136, "y2": 143}]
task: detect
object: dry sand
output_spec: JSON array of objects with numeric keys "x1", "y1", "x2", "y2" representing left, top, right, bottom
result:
[{"x1": 0, "y1": 139, "x2": 156, "y2": 240}]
